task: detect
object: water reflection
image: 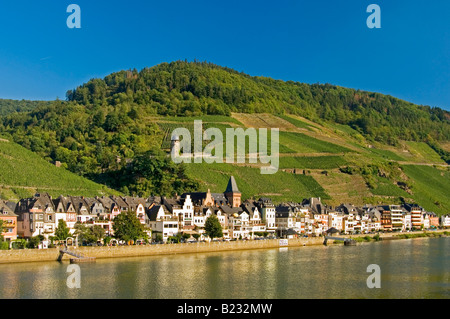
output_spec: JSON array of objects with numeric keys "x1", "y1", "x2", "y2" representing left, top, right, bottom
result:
[{"x1": 0, "y1": 237, "x2": 448, "y2": 299}]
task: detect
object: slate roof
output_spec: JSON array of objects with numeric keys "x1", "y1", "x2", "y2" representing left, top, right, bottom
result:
[
  {"x1": 0, "y1": 200, "x2": 17, "y2": 217},
  {"x1": 225, "y1": 176, "x2": 240, "y2": 193},
  {"x1": 147, "y1": 205, "x2": 170, "y2": 221},
  {"x1": 219, "y1": 204, "x2": 243, "y2": 215}
]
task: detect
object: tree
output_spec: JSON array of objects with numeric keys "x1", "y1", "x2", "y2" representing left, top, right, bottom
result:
[
  {"x1": 112, "y1": 210, "x2": 146, "y2": 244},
  {"x1": 55, "y1": 219, "x2": 71, "y2": 241},
  {"x1": 28, "y1": 235, "x2": 45, "y2": 249},
  {"x1": 204, "y1": 214, "x2": 223, "y2": 239},
  {"x1": 74, "y1": 223, "x2": 104, "y2": 245},
  {"x1": 91, "y1": 225, "x2": 106, "y2": 242},
  {"x1": 154, "y1": 233, "x2": 163, "y2": 243},
  {"x1": 0, "y1": 220, "x2": 4, "y2": 242}
]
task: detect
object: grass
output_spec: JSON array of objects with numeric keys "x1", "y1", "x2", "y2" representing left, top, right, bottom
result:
[
  {"x1": 279, "y1": 131, "x2": 353, "y2": 154},
  {"x1": 2, "y1": 110, "x2": 447, "y2": 216},
  {"x1": 395, "y1": 231, "x2": 449, "y2": 239},
  {"x1": 154, "y1": 115, "x2": 449, "y2": 214},
  {"x1": 368, "y1": 175, "x2": 410, "y2": 197},
  {"x1": 277, "y1": 114, "x2": 313, "y2": 130},
  {"x1": 367, "y1": 147, "x2": 406, "y2": 161},
  {"x1": 184, "y1": 162, "x2": 330, "y2": 203},
  {"x1": 0, "y1": 139, "x2": 118, "y2": 200},
  {"x1": 353, "y1": 236, "x2": 375, "y2": 243},
  {"x1": 279, "y1": 156, "x2": 347, "y2": 169},
  {"x1": 405, "y1": 141, "x2": 445, "y2": 163},
  {"x1": 401, "y1": 165, "x2": 450, "y2": 216}
]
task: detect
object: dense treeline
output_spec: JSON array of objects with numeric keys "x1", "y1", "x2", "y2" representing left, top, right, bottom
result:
[
  {"x1": 96, "y1": 149, "x2": 200, "y2": 197},
  {"x1": 66, "y1": 60, "x2": 450, "y2": 144},
  {"x1": 0, "y1": 61, "x2": 449, "y2": 195},
  {"x1": 0, "y1": 99, "x2": 52, "y2": 116}
]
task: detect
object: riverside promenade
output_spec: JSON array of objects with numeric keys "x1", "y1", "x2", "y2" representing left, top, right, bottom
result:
[{"x1": 0, "y1": 231, "x2": 447, "y2": 264}]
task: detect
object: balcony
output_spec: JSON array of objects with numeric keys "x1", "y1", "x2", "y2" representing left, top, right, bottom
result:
[{"x1": 2, "y1": 222, "x2": 16, "y2": 227}]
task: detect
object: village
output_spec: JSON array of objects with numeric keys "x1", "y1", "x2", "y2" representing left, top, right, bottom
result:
[{"x1": 0, "y1": 175, "x2": 449, "y2": 248}]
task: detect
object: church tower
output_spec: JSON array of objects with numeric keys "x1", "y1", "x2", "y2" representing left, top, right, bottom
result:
[
  {"x1": 170, "y1": 134, "x2": 180, "y2": 158},
  {"x1": 224, "y1": 176, "x2": 241, "y2": 208}
]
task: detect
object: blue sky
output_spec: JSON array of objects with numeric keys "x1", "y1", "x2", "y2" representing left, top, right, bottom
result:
[{"x1": 0, "y1": 0, "x2": 449, "y2": 110}]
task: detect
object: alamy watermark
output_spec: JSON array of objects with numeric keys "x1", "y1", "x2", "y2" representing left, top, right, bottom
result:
[
  {"x1": 170, "y1": 120, "x2": 279, "y2": 174},
  {"x1": 66, "y1": 264, "x2": 81, "y2": 289},
  {"x1": 66, "y1": 4, "x2": 81, "y2": 29},
  {"x1": 366, "y1": 4, "x2": 381, "y2": 29},
  {"x1": 65, "y1": 4, "x2": 380, "y2": 30},
  {"x1": 366, "y1": 264, "x2": 381, "y2": 288}
]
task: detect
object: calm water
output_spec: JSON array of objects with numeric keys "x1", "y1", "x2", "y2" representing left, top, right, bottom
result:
[{"x1": 0, "y1": 237, "x2": 448, "y2": 299}]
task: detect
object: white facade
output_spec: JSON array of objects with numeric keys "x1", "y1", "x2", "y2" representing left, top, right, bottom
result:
[
  {"x1": 148, "y1": 205, "x2": 179, "y2": 242},
  {"x1": 402, "y1": 213, "x2": 412, "y2": 231},
  {"x1": 441, "y1": 215, "x2": 450, "y2": 228},
  {"x1": 229, "y1": 212, "x2": 250, "y2": 239},
  {"x1": 171, "y1": 195, "x2": 194, "y2": 227},
  {"x1": 328, "y1": 213, "x2": 344, "y2": 231}
]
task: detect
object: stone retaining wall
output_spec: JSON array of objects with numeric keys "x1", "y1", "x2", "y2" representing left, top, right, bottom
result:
[
  {"x1": 1, "y1": 231, "x2": 445, "y2": 264},
  {"x1": 0, "y1": 237, "x2": 324, "y2": 264}
]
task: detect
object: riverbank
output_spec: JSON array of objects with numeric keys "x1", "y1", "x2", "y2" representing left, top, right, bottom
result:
[
  {"x1": 0, "y1": 237, "x2": 321, "y2": 264},
  {"x1": 0, "y1": 230, "x2": 448, "y2": 264}
]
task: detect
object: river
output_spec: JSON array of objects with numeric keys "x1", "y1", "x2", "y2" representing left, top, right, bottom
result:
[{"x1": 0, "y1": 237, "x2": 448, "y2": 299}]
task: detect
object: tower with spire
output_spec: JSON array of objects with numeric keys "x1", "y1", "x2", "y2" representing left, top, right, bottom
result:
[{"x1": 224, "y1": 176, "x2": 241, "y2": 208}]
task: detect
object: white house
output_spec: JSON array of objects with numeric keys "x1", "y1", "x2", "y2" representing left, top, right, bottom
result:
[
  {"x1": 164, "y1": 195, "x2": 194, "y2": 228},
  {"x1": 402, "y1": 212, "x2": 412, "y2": 231},
  {"x1": 440, "y1": 215, "x2": 450, "y2": 228},
  {"x1": 275, "y1": 206, "x2": 297, "y2": 237},
  {"x1": 147, "y1": 204, "x2": 179, "y2": 242},
  {"x1": 228, "y1": 210, "x2": 250, "y2": 239},
  {"x1": 328, "y1": 213, "x2": 344, "y2": 232},
  {"x1": 256, "y1": 198, "x2": 276, "y2": 234}
]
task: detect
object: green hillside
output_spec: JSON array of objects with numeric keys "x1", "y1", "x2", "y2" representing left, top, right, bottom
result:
[
  {"x1": 0, "y1": 61, "x2": 448, "y2": 214},
  {"x1": 0, "y1": 99, "x2": 50, "y2": 116},
  {"x1": 178, "y1": 113, "x2": 450, "y2": 215},
  {"x1": 64, "y1": 60, "x2": 450, "y2": 144},
  {"x1": 0, "y1": 138, "x2": 118, "y2": 200}
]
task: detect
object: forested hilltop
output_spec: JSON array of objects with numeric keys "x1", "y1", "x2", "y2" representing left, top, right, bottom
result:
[
  {"x1": 0, "y1": 60, "x2": 449, "y2": 200},
  {"x1": 0, "y1": 99, "x2": 52, "y2": 116},
  {"x1": 65, "y1": 61, "x2": 449, "y2": 144}
]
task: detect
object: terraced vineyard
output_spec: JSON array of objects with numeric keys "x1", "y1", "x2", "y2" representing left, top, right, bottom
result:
[
  {"x1": 1, "y1": 108, "x2": 448, "y2": 215},
  {"x1": 0, "y1": 138, "x2": 118, "y2": 200},
  {"x1": 156, "y1": 113, "x2": 449, "y2": 214}
]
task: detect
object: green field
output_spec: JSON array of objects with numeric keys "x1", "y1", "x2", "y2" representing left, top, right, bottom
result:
[
  {"x1": 277, "y1": 114, "x2": 313, "y2": 130},
  {"x1": 0, "y1": 139, "x2": 118, "y2": 200},
  {"x1": 1, "y1": 110, "x2": 448, "y2": 216},
  {"x1": 279, "y1": 156, "x2": 347, "y2": 169},
  {"x1": 404, "y1": 141, "x2": 446, "y2": 163},
  {"x1": 153, "y1": 114, "x2": 449, "y2": 214},
  {"x1": 184, "y1": 162, "x2": 330, "y2": 203},
  {"x1": 368, "y1": 175, "x2": 410, "y2": 197},
  {"x1": 367, "y1": 147, "x2": 407, "y2": 161},
  {"x1": 401, "y1": 165, "x2": 450, "y2": 215},
  {"x1": 279, "y1": 131, "x2": 352, "y2": 154}
]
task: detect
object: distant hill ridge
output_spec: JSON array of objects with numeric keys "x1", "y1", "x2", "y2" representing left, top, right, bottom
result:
[
  {"x1": 65, "y1": 60, "x2": 450, "y2": 144},
  {"x1": 0, "y1": 61, "x2": 448, "y2": 214}
]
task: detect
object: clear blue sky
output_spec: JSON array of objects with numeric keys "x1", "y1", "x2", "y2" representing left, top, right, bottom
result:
[{"x1": 0, "y1": 0, "x2": 449, "y2": 110}]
